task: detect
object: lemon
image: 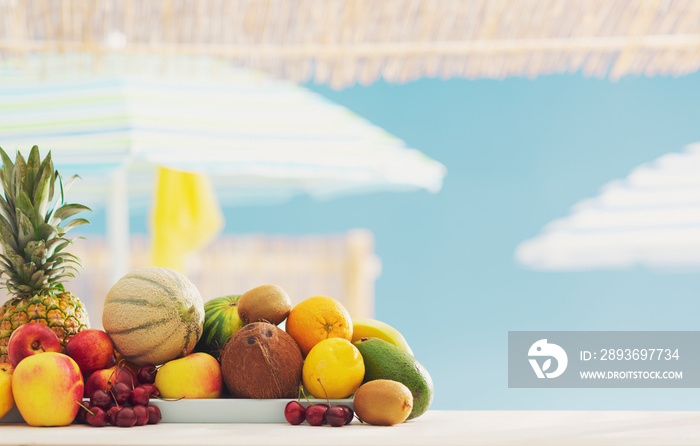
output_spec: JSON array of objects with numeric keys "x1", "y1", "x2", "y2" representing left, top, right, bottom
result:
[{"x1": 302, "y1": 338, "x2": 365, "y2": 399}]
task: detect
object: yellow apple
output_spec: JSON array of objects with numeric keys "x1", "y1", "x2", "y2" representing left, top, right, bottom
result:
[
  {"x1": 0, "y1": 363, "x2": 13, "y2": 420},
  {"x1": 155, "y1": 352, "x2": 222, "y2": 399},
  {"x1": 12, "y1": 352, "x2": 84, "y2": 426}
]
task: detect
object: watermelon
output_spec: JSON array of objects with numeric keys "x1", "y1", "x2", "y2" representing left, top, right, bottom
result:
[{"x1": 195, "y1": 295, "x2": 245, "y2": 360}]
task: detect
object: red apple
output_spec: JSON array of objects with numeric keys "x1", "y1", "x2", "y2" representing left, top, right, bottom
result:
[
  {"x1": 7, "y1": 322, "x2": 61, "y2": 367},
  {"x1": 11, "y1": 352, "x2": 84, "y2": 426},
  {"x1": 65, "y1": 329, "x2": 117, "y2": 378},
  {"x1": 84, "y1": 365, "x2": 137, "y2": 398}
]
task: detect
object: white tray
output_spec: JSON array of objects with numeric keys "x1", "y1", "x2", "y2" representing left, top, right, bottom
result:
[{"x1": 0, "y1": 398, "x2": 354, "y2": 424}]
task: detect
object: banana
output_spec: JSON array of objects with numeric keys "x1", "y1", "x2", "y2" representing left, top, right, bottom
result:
[{"x1": 351, "y1": 317, "x2": 413, "y2": 356}]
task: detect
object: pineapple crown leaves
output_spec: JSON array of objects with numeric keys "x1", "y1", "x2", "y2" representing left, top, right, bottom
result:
[{"x1": 0, "y1": 146, "x2": 92, "y2": 297}]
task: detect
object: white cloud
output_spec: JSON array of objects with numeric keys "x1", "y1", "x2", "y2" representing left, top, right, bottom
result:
[{"x1": 515, "y1": 144, "x2": 700, "y2": 271}]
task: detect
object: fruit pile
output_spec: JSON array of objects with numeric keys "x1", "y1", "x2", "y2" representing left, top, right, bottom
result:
[
  {"x1": 0, "y1": 147, "x2": 434, "y2": 428},
  {"x1": 76, "y1": 364, "x2": 162, "y2": 427}
]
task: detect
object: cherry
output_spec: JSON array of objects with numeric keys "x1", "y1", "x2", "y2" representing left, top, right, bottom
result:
[
  {"x1": 107, "y1": 405, "x2": 123, "y2": 426},
  {"x1": 305, "y1": 404, "x2": 329, "y2": 426},
  {"x1": 75, "y1": 406, "x2": 88, "y2": 424},
  {"x1": 116, "y1": 407, "x2": 137, "y2": 427},
  {"x1": 147, "y1": 405, "x2": 162, "y2": 424},
  {"x1": 132, "y1": 405, "x2": 149, "y2": 426},
  {"x1": 137, "y1": 364, "x2": 157, "y2": 385},
  {"x1": 139, "y1": 383, "x2": 160, "y2": 398},
  {"x1": 314, "y1": 378, "x2": 353, "y2": 427},
  {"x1": 338, "y1": 405, "x2": 354, "y2": 425},
  {"x1": 284, "y1": 400, "x2": 306, "y2": 425},
  {"x1": 111, "y1": 381, "x2": 131, "y2": 406},
  {"x1": 86, "y1": 406, "x2": 109, "y2": 427},
  {"x1": 325, "y1": 406, "x2": 347, "y2": 427},
  {"x1": 129, "y1": 386, "x2": 150, "y2": 406},
  {"x1": 90, "y1": 389, "x2": 112, "y2": 411}
]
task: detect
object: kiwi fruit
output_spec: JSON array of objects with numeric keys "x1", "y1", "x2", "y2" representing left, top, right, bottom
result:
[
  {"x1": 353, "y1": 379, "x2": 413, "y2": 426},
  {"x1": 237, "y1": 284, "x2": 292, "y2": 326},
  {"x1": 220, "y1": 321, "x2": 303, "y2": 399}
]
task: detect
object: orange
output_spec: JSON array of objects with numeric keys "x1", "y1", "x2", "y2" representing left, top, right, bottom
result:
[{"x1": 285, "y1": 296, "x2": 353, "y2": 356}]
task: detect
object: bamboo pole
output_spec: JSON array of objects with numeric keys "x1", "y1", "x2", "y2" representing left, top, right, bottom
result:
[{"x1": 2, "y1": 0, "x2": 700, "y2": 88}]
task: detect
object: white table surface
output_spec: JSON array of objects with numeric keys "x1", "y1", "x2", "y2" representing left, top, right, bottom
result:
[{"x1": 2, "y1": 411, "x2": 700, "y2": 446}]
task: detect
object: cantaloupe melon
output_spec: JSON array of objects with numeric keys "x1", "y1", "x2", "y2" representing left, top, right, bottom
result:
[{"x1": 102, "y1": 267, "x2": 205, "y2": 366}]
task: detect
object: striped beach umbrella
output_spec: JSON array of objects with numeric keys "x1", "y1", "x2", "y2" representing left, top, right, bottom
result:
[
  {"x1": 0, "y1": 63, "x2": 446, "y2": 280},
  {"x1": 0, "y1": 66, "x2": 445, "y2": 208},
  {"x1": 515, "y1": 144, "x2": 700, "y2": 271}
]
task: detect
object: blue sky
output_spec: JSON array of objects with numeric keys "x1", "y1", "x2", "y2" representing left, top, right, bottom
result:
[
  {"x1": 87, "y1": 70, "x2": 700, "y2": 410},
  {"x1": 304, "y1": 73, "x2": 700, "y2": 410}
]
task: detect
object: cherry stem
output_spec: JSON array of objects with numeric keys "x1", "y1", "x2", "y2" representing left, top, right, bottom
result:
[
  {"x1": 299, "y1": 384, "x2": 312, "y2": 404},
  {"x1": 316, "y1": 378, "x2": 331, "y2": 407},
  {"x1": 107, "y1": 364, "x2": 119, "y2": 388},
  {"x1": 111, "y1": 360, "x2": 137, "y2": 389},
  {"x1": 109, "y1": 387, "x2": 118, "y2": 405},
  {"x1": 75, "y1": 400, "x2": 94, "y2": 416},
  {"x1": 120, "y1": 362, "x2": 136, "y2": 389}
]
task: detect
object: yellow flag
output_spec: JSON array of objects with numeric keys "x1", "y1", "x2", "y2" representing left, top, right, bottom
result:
[{"x1": 150, "y1": 166, "x2": 224, "y2": 272}]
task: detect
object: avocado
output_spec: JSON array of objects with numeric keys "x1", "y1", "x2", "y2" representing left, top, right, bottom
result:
[{"x1": 354, "y1": 337, "x2": 434, "y2": 420}]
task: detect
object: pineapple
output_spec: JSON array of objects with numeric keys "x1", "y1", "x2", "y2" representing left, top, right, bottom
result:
[{"x1": 0, "y1": 146, "x2": 91, "y2": 363}]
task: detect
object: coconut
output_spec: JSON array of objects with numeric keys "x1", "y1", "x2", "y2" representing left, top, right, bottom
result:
[{"x1": 220, "y1": 321, "x2": 303, "y2": 399}]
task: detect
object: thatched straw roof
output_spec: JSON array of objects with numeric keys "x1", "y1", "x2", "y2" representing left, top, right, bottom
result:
[{"x1": 1, "y1": 0, "x2": 700, "y2": 88}]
